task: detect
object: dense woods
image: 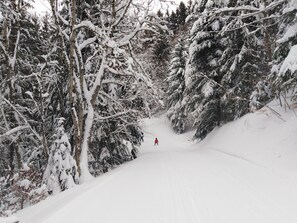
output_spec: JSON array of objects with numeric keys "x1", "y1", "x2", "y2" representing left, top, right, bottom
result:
[{"x1": 1, "y1": 0, "x2": 297, "y2": 216}]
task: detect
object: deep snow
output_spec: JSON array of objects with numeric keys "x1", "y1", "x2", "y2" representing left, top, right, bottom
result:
[{"x1": 9, "y1": 100, "x2": 297, "y2": 223}]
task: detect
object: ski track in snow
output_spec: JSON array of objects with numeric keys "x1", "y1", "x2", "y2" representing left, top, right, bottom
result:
[{"x1": 17, "y1": 115, "x2": 297, "y2": 223}]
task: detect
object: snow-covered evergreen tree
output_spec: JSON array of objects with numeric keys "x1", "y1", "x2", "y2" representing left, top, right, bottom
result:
[
  {"x1": 182, "y1": 1, "x2": 224, "y2": 139},
  {"x1": 219, "y1": 0, "x2": 273, "y2": 120},
  {"x1": 179, "y1": 0, "x2": 283, "y2": 139},
  {"x1": 44, "y1": 118, "x2": 78, "y2": 195},
  {"x1": 167, "y1": 38, "x2": 188, "y2": 133},
  {"x1": 151, "y1": 29, "x2": 171, "y2": 93},
  {"x1": 176, "y1": 1, "x2": 188, "y2": 26},
  {"x1": 272, "y1": 0, "x2": 297, "y2": 100}
]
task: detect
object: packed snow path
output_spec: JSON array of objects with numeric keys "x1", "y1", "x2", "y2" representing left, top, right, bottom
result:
[{"x1": 18, "y1": 116, "x2": 297, "y2": 223}]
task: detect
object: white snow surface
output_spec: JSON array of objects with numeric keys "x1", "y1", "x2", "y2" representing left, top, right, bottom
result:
[
  {"x1": 16, "y1": 101, "x2": 297, "y2": 223},
  {"x1": 0, "y1": 216, "x2": 19, "y2": 223}
]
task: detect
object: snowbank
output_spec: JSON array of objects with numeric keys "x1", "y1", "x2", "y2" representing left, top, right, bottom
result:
[
  {"x1": 198, "y1": 99, "x2": 297, "y2": 178},
  {"x1": 0, "y1": 216, "x2": 19, "y2": 223}
]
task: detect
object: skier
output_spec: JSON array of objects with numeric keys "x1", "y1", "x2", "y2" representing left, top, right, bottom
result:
[
  {"x1": 154, "y1": 137, "x2": 159, "y2": 146},
  {"x1": 140, "y1": 132, "x2": 144, "y2": 142}
]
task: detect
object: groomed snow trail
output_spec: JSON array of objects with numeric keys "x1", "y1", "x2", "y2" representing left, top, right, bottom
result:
[{"x1": 18, "y1": 116, "x2": 297, "y2": 223}]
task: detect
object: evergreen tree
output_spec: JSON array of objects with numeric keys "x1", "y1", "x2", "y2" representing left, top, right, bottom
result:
[
  {"x1": 219, "y1": 0, "x2": 275, "y2": 120},
  {"x1": 150, "y1": 28, "x2": 171, "y2": 94},
  {"x1": 152, "y1": 30, "x2": 170, "y2": 62},
  {"x1": 167, "y1": 11, "x2": 179, "y2": 32},
  {"x1": 179, "y1": 0, "x2": 282, "y2": 139},
  {"x1": 272, "y1": 0, "x2": 297, "y2": 100},
  {"x1": 182, "y1": 2, "x2": 224, "y2": 139},
  {"x1": 157, "y1": 9, "x2": 163, "y2": 18},
  {"x1": 167, "y1": 38, "x2": 188, "y2": 133},
  {"x1": 176, "y1": 2, "x2": 188, "y2": 26},
  {"x1": 44, "y1": 118, "x2": 78, "y2": 195}
]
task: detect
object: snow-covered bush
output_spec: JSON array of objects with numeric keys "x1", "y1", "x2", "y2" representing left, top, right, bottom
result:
[{"x1": 43, "y1": 118, "x2": 78, "y2": 195}]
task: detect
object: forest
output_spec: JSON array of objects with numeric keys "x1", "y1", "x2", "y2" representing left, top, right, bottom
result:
[{"x1": 0, "y1": 0, "x2": 297, "y2": 216}]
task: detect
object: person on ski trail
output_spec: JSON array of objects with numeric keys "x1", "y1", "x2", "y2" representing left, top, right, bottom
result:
[{"x1": 154, "y1": 137, "x2": 159, "y2": 146}]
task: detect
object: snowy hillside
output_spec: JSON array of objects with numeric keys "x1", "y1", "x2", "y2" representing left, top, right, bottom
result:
[
  {"x1": 198, "y1": 100, "x2": 297, "y2": 179},
  {"x1": 9, "y1": 101, "x2": 297, "y2": 223}
]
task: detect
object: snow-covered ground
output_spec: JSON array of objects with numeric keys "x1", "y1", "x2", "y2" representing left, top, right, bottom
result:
[{"x1": 11, "y1": 101, "x2": 297, "y2": 223}]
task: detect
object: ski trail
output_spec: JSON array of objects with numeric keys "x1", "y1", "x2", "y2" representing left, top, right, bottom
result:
[
  {"x1": 17, "y1": 115, "x2": 297, "y2": 223},
  {"x1": 160, "y1": 153, "x2": 200, "y2": 223}
]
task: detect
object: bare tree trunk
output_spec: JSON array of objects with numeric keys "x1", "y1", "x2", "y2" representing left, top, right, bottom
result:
[
  {"x1": 69, "y1": 0, "x2": 84, "y2": 176},
  {"x1": 263, "y1": 0, "x2": 273, "y2": 63},
  {"x1": 15, "y1": 144, "x2": 22, "y2": 169},
  {"x1": 79, "y1": 106, "x2": 94, "y2": 182},
  {"x1": 49, "y1": 0, "x2": 84, "y2": 177},
  {"x1": 9, "y1": 144, "x2": 15, "y2": 176}
]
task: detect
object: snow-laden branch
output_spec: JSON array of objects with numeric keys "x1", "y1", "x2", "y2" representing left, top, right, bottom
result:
[
  {"x1": 117, "y1": 20, "x2": 166, "y2": 47},
  {"x1": 188, "y1": 70, "x2": 286, "y2": 122},
  {"x1": 118, "y1": 23, "x2": 142, "y2": 46},
  {"x1": 277, "y1": 22, "x2": 297, "y2": 43},
  {"x1": 214, "y1": 5, "x2": 260, "y2": 14},
  {"x1": 220, "y1": 15, "x2": 281, "y2": 34},
  {"x1": 0, "y1": 41, "x2": 9, "y2": 60},
  {"x1": 61, "y1": 29, "x2": 70, "y2": 41},
  {"x1": 0, "y1": 2, "x2": 19, "y2": 18},
  {"x1": 0, "y1": 126, "x2": 29, "y2": 139},
  {"x1": 111, "y1": 0, "x2": 133, "y2": 29},
  {"x1": 101, "y1": 79, "x2": 125, "y2": 85},
  {"x1": 99, "y1": 91, "x2": 124, "y2": 108},
  {"x1": 128, "y1": 44, "x2": 153, "y2": 89},
  {"x1": 212, "y1": 0, "x2": 286, "y2": 19},
  {"x1": 0, "y1": 96, "x2": 42, "y2": 141},
  {"x1": 96, "y1": 110, "x2": 138, "y2": 121},
  {"x1": 74, "y1": 21, "x2": 103, "y2": 37},
  {"x1": 57, "y1": 12, "x2": 70, "y2": 26},
  {"x1": 79, "y1": 37, "x2": 97, "y2": 50},
  {"x1": 89, "y1": 53, "x2": 106, "y2": 103},
  {"x1": 105, "y1": 65, "x2": 128, "y2": 76},
  {"x1": 0, "y1": 17, "x2": 20, "y2": 69}
]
